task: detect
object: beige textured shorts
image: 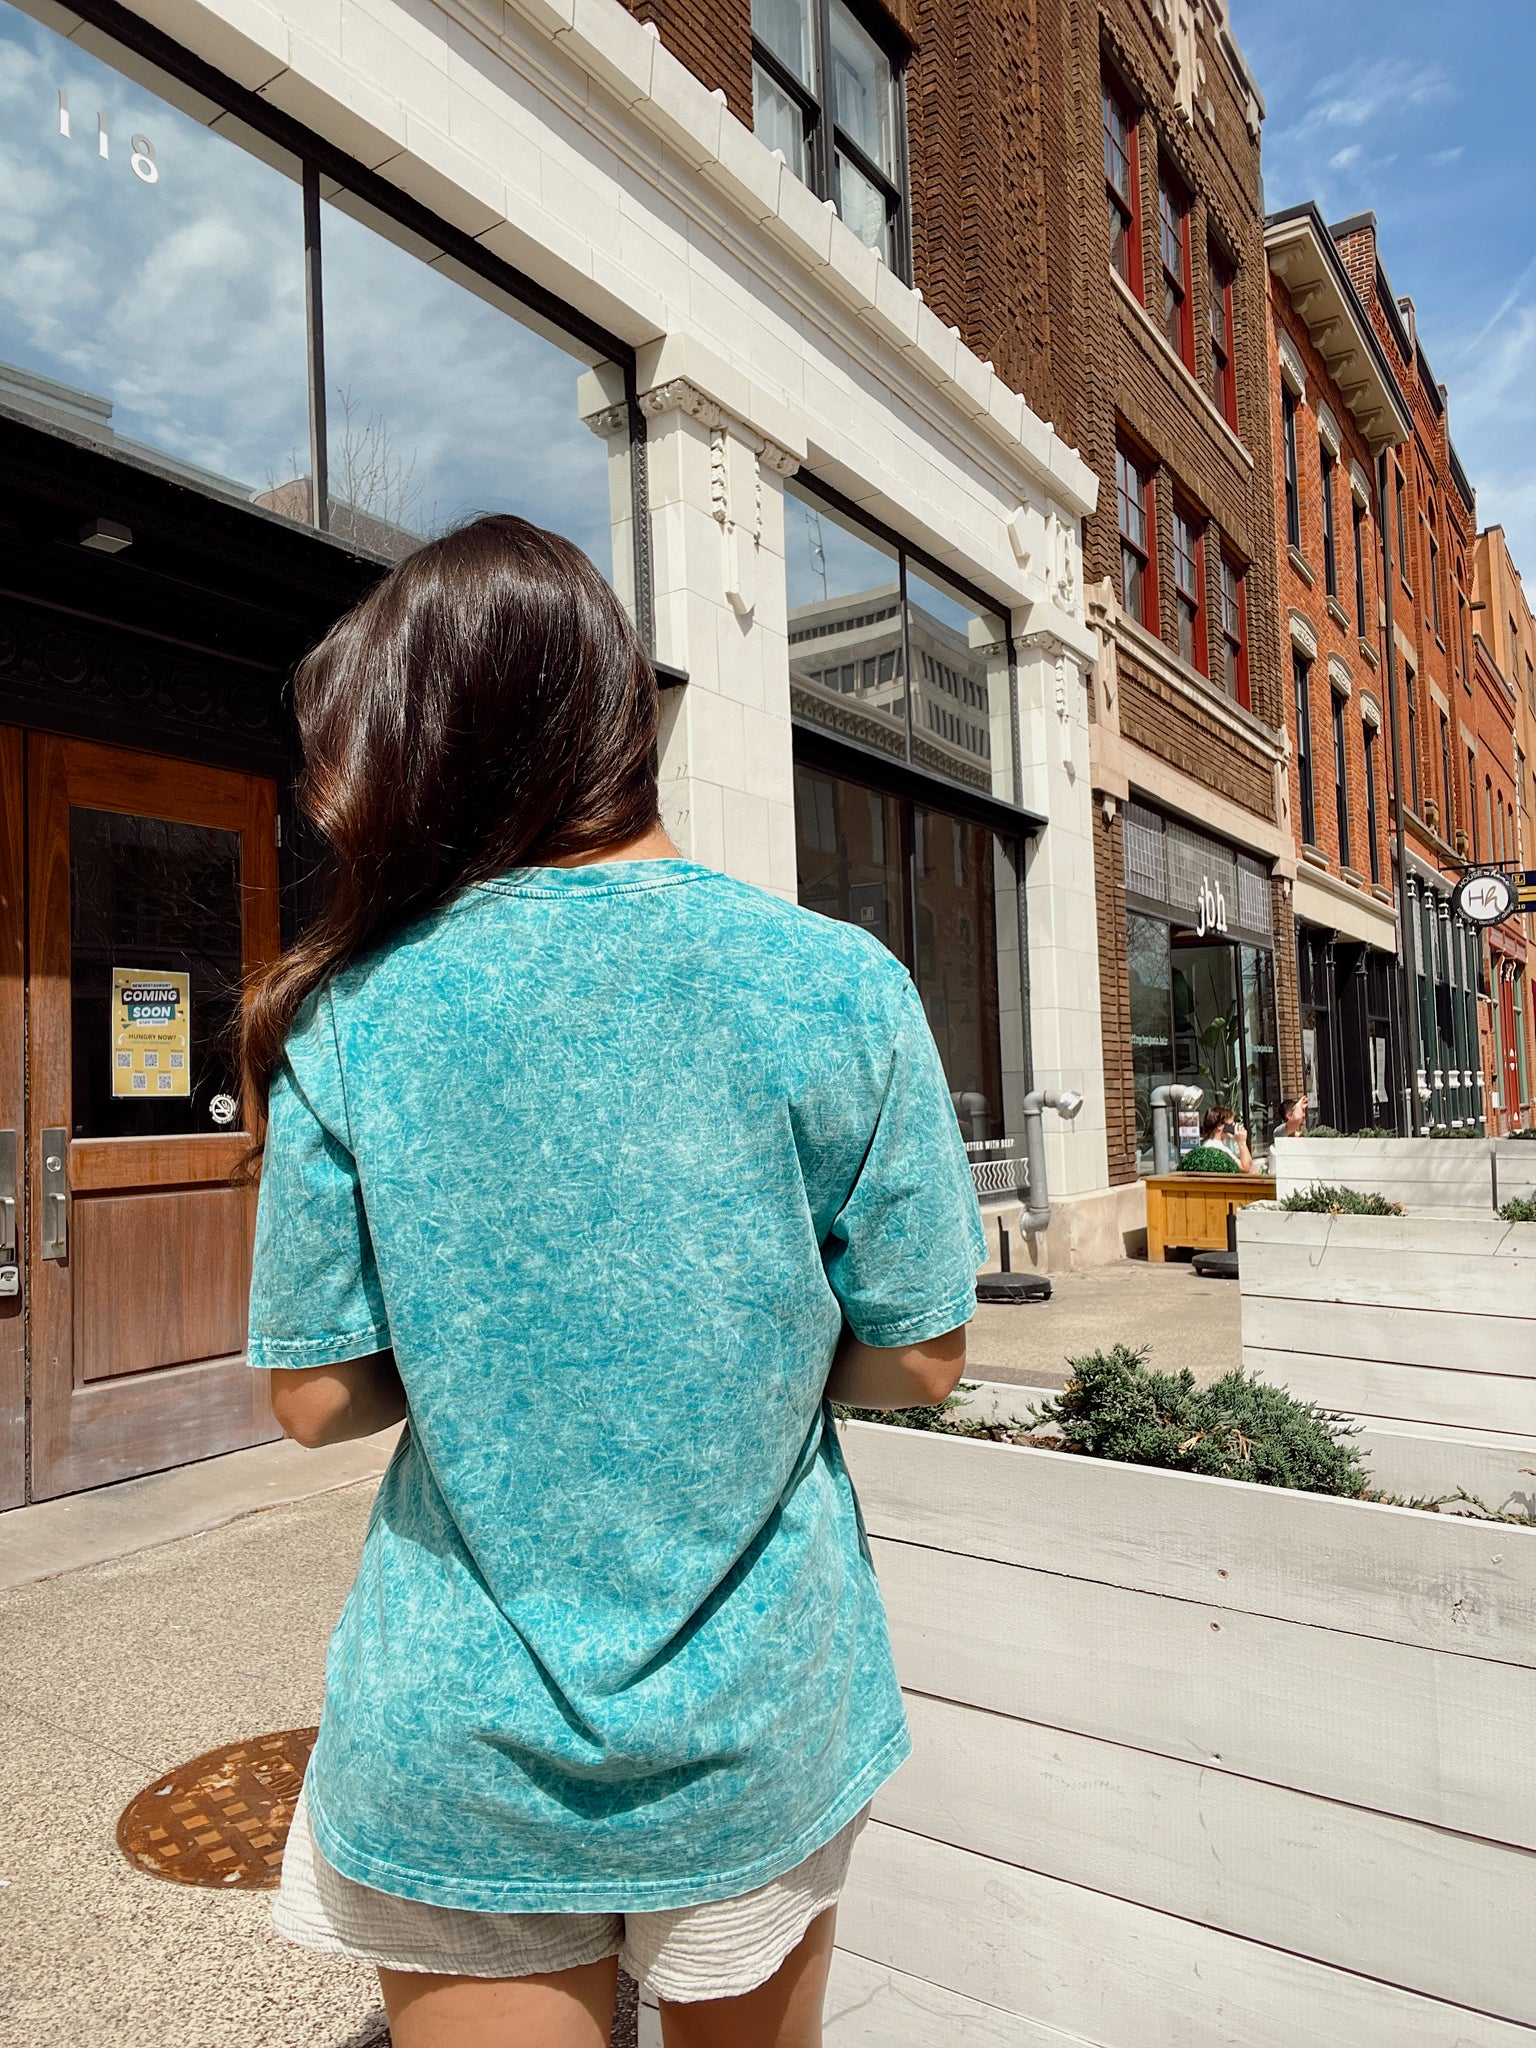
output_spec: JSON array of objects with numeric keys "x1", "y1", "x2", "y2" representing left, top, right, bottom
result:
[{"x1": 273, "y1": 1782, "x2": 868, "y2": 2004}]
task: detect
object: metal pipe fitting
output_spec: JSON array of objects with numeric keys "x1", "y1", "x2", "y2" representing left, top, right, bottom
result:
[
  {"x1": 1150, "y1": 1083, "x2": 1204, "y2": 1176},
  {"x1": 1018, "y1": 1086, "x2": 1086, "y2": 1233}
]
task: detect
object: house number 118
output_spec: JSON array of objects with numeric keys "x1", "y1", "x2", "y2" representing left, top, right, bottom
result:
[{"x1": 57, "y1": 89, "x2": 159, "y2": 182}]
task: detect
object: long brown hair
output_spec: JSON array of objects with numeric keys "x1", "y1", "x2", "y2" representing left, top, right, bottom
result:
[{"x1": 239, "y1": 513, "x2": 659, "y2": 1139}]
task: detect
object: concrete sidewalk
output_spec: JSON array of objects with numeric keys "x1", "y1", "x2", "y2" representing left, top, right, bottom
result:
[
  {"x1": 967, "y1": 1254, "x2": 1242, "y2": 1390},
  {"x1": 0, "y1": 1480, "x2": 389, "y2": 2048}
]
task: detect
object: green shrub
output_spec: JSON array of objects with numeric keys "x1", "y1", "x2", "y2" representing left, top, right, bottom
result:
[
  {"x1": 1499, "y1": 1196, "x2": 1536, "y2": 1222},
  {"x1": 1430, "y1": 1127, "x2": 1485, "y2": 1138},
  {"x1": 1351, "y1": 1125, "x2": 1398, "y2": 1138},
  {"x1": 1509, "y1": 1128, "x2": 1536, "y2": 1141},
  {"x1": 1279, "y1": 1183, "x2": 1404, "y2": 1216},
  {"x1": 1305, "y1": 1123, "x2": 1343, "y2": 1137},
  {"x1": 1027, "y1": 1346, "x2": 1368, "y2": 1497},
  {"x1": 1176, "y1": 1145, "x2": 1241, "y2": 1174}
]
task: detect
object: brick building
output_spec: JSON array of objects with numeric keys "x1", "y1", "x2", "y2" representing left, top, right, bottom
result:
[
  {"x1": 1333, "y1": 214, "x2": 1484, "y2": 1130},
  {"x1": 1264, "y1": 203, "x2": 1411, "y2": 1133},
  {"x1": 627, "y1": 0, "x2": 1287, "y2": 1215},
  {"x1": 1068, "y1": 1, "x2": 1292, "y2": 1182},
  {"x1": 1472, "y1": 525, "x2": 1536, "y2": 1129}
]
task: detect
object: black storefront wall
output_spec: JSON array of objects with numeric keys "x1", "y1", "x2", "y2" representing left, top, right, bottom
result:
[
  {"x1": 1295, "y1": 923, "x2": 1404, "y2": 1135},
  {"x1": 1123, "y1": 799, "x2": 1282, "y2": 1164}
]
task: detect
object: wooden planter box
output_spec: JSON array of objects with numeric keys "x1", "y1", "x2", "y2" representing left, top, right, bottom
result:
[
  {"x1": 1144, "y1": 1171, "x2": 1275, "y2": 1260},
  {"x1": 1274, "y1": 1134, "x2": 1536, "y2": 1212},
  {"x1": 815, "y1": 1391, "x2": 1536, "y2": 2046},
  {"x1": 1239, "y1": 1208, "x2": 1536, "y2": 1451}
]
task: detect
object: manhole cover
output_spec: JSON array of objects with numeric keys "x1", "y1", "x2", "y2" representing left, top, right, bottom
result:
[{"x1": 116, "y1": 1726, "x2": 317, "y2": 1889}]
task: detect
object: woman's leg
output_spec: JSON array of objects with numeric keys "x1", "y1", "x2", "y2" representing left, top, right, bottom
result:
[
  {"x1": 378, "y1": 1956, "x2": 619, "y2": 2048},
  {"x1": 657, "y1": 1905, "x2": 837, "y2": 2048}
]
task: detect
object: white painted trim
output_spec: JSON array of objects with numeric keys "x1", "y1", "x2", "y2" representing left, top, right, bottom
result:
[
  {"x1": 1316, "y1": 399, "x2": 1342, "y2": 459},
  {"x1": 1350, "y1": 458, "x2": 1373, "y2": 507},
  {"x1": 1289, "y1": 608, "x2": 1318, "y2": 657},
  {"x1": 1292, "y1": 863, "x2": 1397, "y2": 949},
  {"x1": 1277, "y1": 327, "x2": 1307, "y2": 399},
  {"x1": 1361, "y1": 691, "x2": 1382, "y2": 729},
  {"x1": 1327, "y1": 652, "x2": 1352, "y2": 694}
]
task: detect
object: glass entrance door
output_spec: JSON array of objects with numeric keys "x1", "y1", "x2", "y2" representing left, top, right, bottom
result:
[{"x1": 18, "y1": 731, "x2": 282, "y2": 1502}]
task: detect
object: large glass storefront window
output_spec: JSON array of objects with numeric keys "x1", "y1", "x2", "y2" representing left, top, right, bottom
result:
[
  {"x1": 312, "y1": 199, "x2": 615, "y2": 567},
  {"x1": 784, "y1": 479, "x2": 1015, "y2": 805},
  {"x1": 1, "y1": 0, "x2": 307, "y2": 510},
  {"x1": 0, "y1": 0, "x2": 629, "y2": 582},
  {"x1": 795, "y1": 762, "x2": 1027, "y2": 1145},
  {"x1": 1123, "y1": 801, "x2": 1280, "y2": 1168}
]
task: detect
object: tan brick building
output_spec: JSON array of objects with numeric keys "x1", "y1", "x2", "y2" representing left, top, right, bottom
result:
[
  {"x1": 1334, "y1": 213, "x2": 1484, "y2": 1130},
  {"x1": 1264, "y1": 202, "x2": 1411, "y2": 1132}
]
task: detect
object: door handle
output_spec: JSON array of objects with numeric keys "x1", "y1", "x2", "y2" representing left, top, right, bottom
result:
[
  {"x1": 0, "y1": 1129, "x2": 15, "y2": 1267},
  {"x1": 40, "y1": 1128, "x2": 67, "y2": 1262}
]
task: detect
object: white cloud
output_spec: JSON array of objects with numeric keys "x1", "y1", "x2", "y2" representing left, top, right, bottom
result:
[
  {"x1": 1328, "y1": 144, "x2": 1362, "y2": 171},
  {"x1": 1295, "y1": 57, "x2": 1454, "y2": 135},
  {"x1": 1430, "y1": 146, "x2": 1465, "y2": 166}
]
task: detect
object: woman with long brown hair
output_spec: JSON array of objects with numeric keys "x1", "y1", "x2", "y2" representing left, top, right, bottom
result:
[{"x1": 244, "y1": 514, "x2": 984, "y2": 2048}]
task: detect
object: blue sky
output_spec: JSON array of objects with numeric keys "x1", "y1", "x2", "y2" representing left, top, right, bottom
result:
[{"x1": 1231, "y1": 1, "x2": 1536, "y2": 574}]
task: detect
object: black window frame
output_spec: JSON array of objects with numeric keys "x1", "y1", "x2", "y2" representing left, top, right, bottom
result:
[
  {"x1": 1406, "y1": 666, "x2": 1420, "y2": 811},
  {"x1": 1439, "y1": 709, "x2": 1453, "y2": 838},
  {"x1": 1469, "y1": 748, "x2": 1480, "y2": 861},
  {"x1": 1352, "y1": 498, "x2": 1369, "y2": 638},
  {"x1": 1363, "y1": 715, "x2": 1382, "y2": 884},
  {"x1": 751, "y1": 0, "x2": 912, "y2": 282},
  {"x1": 1320, "y1": 440, "x2": 1339, "y2": 599},
  {"x1": 1294, "y1": 648, "x2": 1316, "y2": 846},
  {"x1": 1281, "y1": 385, "x2": 1301, "y2": 552},
  {"x1": 1331, "y1": 686, "x2": 1350, "y2": 871}
]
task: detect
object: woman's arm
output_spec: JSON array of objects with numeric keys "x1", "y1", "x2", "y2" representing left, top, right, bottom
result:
[
  {"x1": 825, "y1": 1323, "x2": 968, "y2": 1411},
  {"x1": 268, "y1": 1351, "x2": 408, "y2": 1448}
]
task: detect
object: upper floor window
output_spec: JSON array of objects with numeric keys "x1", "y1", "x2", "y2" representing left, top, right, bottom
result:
[
  {"x1": 1405, "y1": 666, "x2": 1420, "y2": 810},
  {"x1": 1471, "y1": 752, "x2": 1481, "y2": 861},
  {"x1": 1281, "y1": 385, "x2": 1300, "y2": 552},
  {"x1": 1102, "y1": 77, "x2": 1142, "y2": 297},
  {"x1": 1352, "y1": 500, "x2": 1369, "y2": 638},
  {"x1": 1439, "y1": 710, "x2": 1452, "y2": 834},
  {"x1": 1320, "y1": 441, "x2": 1339, "y2": 600},
  {"x1": 1207, "y1": 247, "x2": 1236, "y2": 428},
  {"x1": 1218, "y1": 553, "x2": 1248, "y2": 708},
  {"x1": 1158, "y1": 167, "x2": 1194, "y2": 368},
  {"x1": 1394, "y1": 464, "x2": 1409, "y2": 587},
  {"x1": 751, "y1": 0, "x2": 907, "y2": 272},
  {"x1": 1116, "y1": 442, "x2": 1156, "y2": 628},
  {"x1": 1294, "y1": 650, "x2": 1316, "y2": 845},
  {"x1": 1428, "y1": 520, "x2": 1443, "y2": 640},
  {"x1": 1332, "y1": 687, "x2": 1351, "y2": 871},
  {"x1": 1363, "y1": 717, "x2": 1382, "y2": 884},
  {"x1": 1173, "y1": 501, "x2": 1205, "y2": 674}
]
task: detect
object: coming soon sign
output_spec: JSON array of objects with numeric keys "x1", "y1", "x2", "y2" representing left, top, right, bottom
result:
[{"x1": 111, "y1": 969, "x2": 190, "y2": 1097}]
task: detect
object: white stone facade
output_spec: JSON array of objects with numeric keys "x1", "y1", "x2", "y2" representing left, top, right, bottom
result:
[{"x1": 85, "y1": 0, "x2": 1116, "y2": 1255}]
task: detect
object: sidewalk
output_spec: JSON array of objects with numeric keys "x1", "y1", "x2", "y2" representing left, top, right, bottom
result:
[
  {"x1": 0, "y1": 1475, "x2": 391, "y2": 2048},
  {"x1": 967, "y1": 1255, "x2": 1242, "y2": 1390}
]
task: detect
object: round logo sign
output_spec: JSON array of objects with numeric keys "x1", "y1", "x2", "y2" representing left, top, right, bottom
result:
[
  {"x1": 209, "y1": 1092, "x2": 238, "y2": 1127},
  {"x1": 1451, "y1": 871, "x2": 1516, "y2": 928}
]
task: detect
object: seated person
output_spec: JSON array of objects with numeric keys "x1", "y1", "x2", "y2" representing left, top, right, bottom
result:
[{"x1": 1200, "y1": 1102, "x2": 1255, "y2": 1172}]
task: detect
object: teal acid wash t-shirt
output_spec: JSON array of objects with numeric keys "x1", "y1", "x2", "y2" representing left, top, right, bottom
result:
[{"x1": 247, "y1": 859, "x2": 986, "y2": 1913}]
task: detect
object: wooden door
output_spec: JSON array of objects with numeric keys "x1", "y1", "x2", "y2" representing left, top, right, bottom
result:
[
  {"x1": 26, "y1": 733, "x2": 281, "y2": 1501},
  {"x1": 0, "y1": 730, "x2": 24, "y2": 1509}
]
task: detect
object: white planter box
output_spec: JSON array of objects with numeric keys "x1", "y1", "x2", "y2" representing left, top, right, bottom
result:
[
  {"x1": 1273, "y1": 1134, "x2": 1536, "y2": 1212},
  {"x1": 817, "y1": 1395, "x2": 1536, "y2": 2047},
  {"x1": 1239, "y1": 1208, "x2": 1536, "y2": 1456}
]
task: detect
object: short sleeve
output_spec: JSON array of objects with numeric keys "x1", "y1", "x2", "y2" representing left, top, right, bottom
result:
[
  {"x1": 822, "y1": 971, "x2": 988, "y2": 1346},
  {"x1": 246, "y1": 995, "x2": 392, "y2": 1371}
]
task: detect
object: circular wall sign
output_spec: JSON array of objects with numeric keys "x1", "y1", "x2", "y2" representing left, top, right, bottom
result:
[{"x1": 1451, "y1": 872, "x2": 1517, "y2": 927}]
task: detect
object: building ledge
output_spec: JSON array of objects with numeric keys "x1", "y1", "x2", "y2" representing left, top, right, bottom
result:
[
  {"x1": 1288, "y1": 545, "x2": 1316, "y2": 589},
  {"x1": 1327, "y1": 596, "x2": 1350, "y2": 632},
  {"x1": 1102, "y1": 604, "x2": 1287, "y2": 761}
]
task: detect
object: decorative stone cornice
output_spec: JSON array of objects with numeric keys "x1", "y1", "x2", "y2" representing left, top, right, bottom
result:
[{"x1": 637, "y1": 378, "x2": 799, "y2": 475}]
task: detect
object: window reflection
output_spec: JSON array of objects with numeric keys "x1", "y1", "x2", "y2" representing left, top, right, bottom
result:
[
  {"x1": 785, "y1": 488, "x2": 906, "y2": 761},
  {"x1": 906, "y1": 565, "x2": 1012, "y2": 804},
  {"x1": 309, "y1": 197, "x2": 614, "y2": 568},
  {"x1": 0, "y1": 0, "x2": 309, "y2": 517},
  {"x1": 794, "y1": 763, "x2": 1026, "y2": 1145}
]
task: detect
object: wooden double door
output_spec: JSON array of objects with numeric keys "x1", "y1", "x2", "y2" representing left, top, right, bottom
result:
[{"x1": 0, "y1": 728, "x2": 281, "y2": 1506}]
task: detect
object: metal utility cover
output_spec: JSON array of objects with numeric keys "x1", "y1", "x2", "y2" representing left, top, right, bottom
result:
[{"x1": 116, "y1": 1727, "x2": 318, "y2": 1889}]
